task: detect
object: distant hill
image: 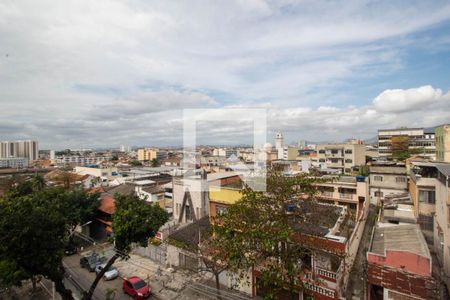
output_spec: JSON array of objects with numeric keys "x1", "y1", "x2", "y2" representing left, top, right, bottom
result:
[{"x1": 364, "y1": 136, "x2": 378, "y2": 145}]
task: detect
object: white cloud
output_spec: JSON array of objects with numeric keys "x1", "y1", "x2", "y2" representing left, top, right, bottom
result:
[
  {"x1": 1, "y1": 1, "x2": 450, "y2": 148},
  {"x1": 373, "y1": 85, "x2": 449, "y2": 113}
]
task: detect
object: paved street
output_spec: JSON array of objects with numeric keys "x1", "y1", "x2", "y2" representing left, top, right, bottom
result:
[
  {"x1": 62, "y1": 244, "x2": 252, "y2": 300},
  {"x1": 63, "y1": 252, "x2": 130, "y2": 300}
]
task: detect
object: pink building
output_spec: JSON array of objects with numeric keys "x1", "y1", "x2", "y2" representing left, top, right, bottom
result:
[{"x1": 367, "y1": 224, "x2": 438, "y2": 299}]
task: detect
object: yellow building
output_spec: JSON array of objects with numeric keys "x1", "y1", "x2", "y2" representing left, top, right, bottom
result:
[
  {"x1": 137, "y1": 148, "x2": 167, "y2": 161},
  {"x1": 208, "y1": 181, "x2": 243, "y2": 221}
]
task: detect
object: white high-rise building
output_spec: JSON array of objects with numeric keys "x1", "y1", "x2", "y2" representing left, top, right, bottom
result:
[
  {"x1": 50, "y1": 150, "x2": 55, "y2": 160},
  {"x1": 275, "y1": 132, "x2": 285, "y2": 159},
  {"x1": 0, "y1": 140, "x2": 39, "y2": 161}
]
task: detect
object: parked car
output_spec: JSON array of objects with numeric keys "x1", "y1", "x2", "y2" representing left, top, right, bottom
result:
[
  {"x1": 122, "y1": 276, "x2": 151, "y2": 299},
  {"x1": 79, "y1": 254, "x2": 106, "y2": 272},
  {"x1": 95, "y1": 263, "x2": 119, "y2": 281},
  {"x1": 64, "y1": 244, "x2": 77, "y2": 256}
]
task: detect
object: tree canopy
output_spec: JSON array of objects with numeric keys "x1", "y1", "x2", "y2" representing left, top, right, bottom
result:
[
  {"x1": 84, "y1": 194, "x2": 169, "y2": 299},
  {"x1": 212, "y1": 169, "x2": 331, "y2": 299},
  {"x1": 0, "y1": 177, "x2": 100, "y2": 299}
]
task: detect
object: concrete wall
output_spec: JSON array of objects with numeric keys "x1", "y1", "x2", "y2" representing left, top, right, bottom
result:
[
  {"x1": 173, "y1": 177, "x2": 208, "y2": 223},
  {"x1": 435, "y1": 125, "x2": 450, "y2": 162},
  {"x1": 368, "y1": 251, "x2": 431, "y2": 276},
  {"x1": 433, "y1": 176, "x2": 450, "y2": 295}
]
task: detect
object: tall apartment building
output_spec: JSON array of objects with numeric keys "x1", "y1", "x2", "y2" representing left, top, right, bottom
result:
[
  {"x1": 435, "y1": 124, "x2": 450, "y2": 162},
  {"x1": 317, "y1": 143, "x2": 366, "y2": 174},
  {"x1": 0, "y1": 140, "x2": 39, "y2": 161},
  {"x1": 378, "y1": 128, "x2": 435, "y2": 159},
  {"x1": 137, "y1": 148, "x2": 167, "y2": 161}
]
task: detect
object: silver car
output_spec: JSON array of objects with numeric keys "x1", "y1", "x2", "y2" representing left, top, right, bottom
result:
[{"x1": 94, "y1": 263, "x2": 119, "y2": 281}]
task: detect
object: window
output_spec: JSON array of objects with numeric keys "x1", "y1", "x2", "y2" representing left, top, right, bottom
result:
[
  {"x1": 344, "y1": 149, "x2": 352, "y2": 154},
  {"x1": 319, "y1": 159, "x2": 325, "y2": 162},
  {"x1": 345, "y1": 159, "x2": 352, "y2": 163},
  {"x1": 419, "y1": 214, "x2": 433, "y2": 231},
  {"x1": 331, "y1": 149, "x2": 338, "y2": 154},
  {"x1": 374, "y1": 175, "x2": 383, "y2": 182},
  {"x1": 419, "y1": 190, "x2": 435, "y2": 204},
  {"x1": 216, "y1": 205, "x2": 228, "y2": 216},
  {"x1": 318, "y1": 150, "x2": 325, "y2": 154},
  {"x1": 374, "y1": 191, "x2": 383, "y2": 197},
  {"x1": 395, "y1": 176, "x2": 406, "y2": 183}
]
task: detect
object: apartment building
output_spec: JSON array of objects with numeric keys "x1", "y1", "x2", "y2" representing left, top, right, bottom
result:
[
  {"x1": 172, "y1": 171, "x2": 241, "y2": 224},
  {"x1": 55, "y1": 155, "x2": 111, "y2": 166},
  {"x1": 369, "y1": 162, "x2": 408, "y2": 203},
  {"x1": 137, "y1": 148, "x2": 168, "y2": 161},
  {"x1": 0, "y1": 140, "x2": 39, "y2": 161},
  {"x1": 408, "y1": 161, "x2": 450, "y2": 295},
  {"x1": 378, "y1": 127, "x2": 435, "y2": 159},
  {"x1": 207, "y1": 175, "x2": 369, "y2": 299},
  {"x1": 409, "y1": 161, "x2": 438, "y2": 244},
  {"x1": 435, "y1": 124, "x2": 450, "y2": 162},
  {"x1": 0, "y1": 157, "x2": 29, "y2": 169},
  {"x1": 316, "y1": 176, "x2": 369, "y2": 216},
  {"x1": 434, "y1": 164, "x2": 450, "y2": 296},
  {"x1": 367, "y1": 224, "x2": 437, "y2": 299},
  {"x1": 317, "y1": 143, "x2": 366, "y2": 174}
]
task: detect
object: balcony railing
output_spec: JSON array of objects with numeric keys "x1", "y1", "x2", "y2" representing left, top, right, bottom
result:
[
  {"x1": 321, "y1": 191, "x2": 333, "y2": 198},
  {"x1": 315, "y1": 267, "x2": 337, "y2": 280},
  {"x1": 304, "y1": 282, "x2": 335, "y2": 298},
  {"x1": 339, "y1": 193, "x2": 354, "y2": 200}
]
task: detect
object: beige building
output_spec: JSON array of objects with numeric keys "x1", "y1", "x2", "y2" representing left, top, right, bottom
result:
[
  {"x1": 435, "y1": 124, "x2": 450, "y2": 162},
  {"x1": 137, "y1": 148, "x2": 167, "y2": 161},
  {"x1": 406, "y1": 161, "x2": 450, "y2": 295},
  {"x1": 378, "y1": 127, "x2": 435, "y2": 159},
  {"x1": 369, "y1": 163, "x2": 408, "y2": 203},
  {"x1": 409, "y1": 161, "x2": 438, "y2": 245},
  {"x1": 316, "y1": 176, "x2": 369, "y2": 215},
  {"x1": 317, "y1": 143, "x2": 366, "y2": 174},
  {"x1": 0, "y1": 140, "x2": 39, "y2": 161}
]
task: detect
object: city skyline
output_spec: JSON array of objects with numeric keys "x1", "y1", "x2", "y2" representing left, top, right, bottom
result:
[{"x1": 1, "y1": 1, "x2": 450, "y2": 149}]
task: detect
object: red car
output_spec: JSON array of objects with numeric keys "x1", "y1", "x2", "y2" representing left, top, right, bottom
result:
[{"x1": 122, "y1": 276, "x2": 151, "y2": 299}]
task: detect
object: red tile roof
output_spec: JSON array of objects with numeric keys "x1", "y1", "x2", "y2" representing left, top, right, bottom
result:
[{"x1": 99, "y1": 195, "x2": 116, "y2": 215}]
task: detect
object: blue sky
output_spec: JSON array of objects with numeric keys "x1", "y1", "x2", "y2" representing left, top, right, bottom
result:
[{"x1": 1, "y1": 0, "x2": 450, "y2": 149}]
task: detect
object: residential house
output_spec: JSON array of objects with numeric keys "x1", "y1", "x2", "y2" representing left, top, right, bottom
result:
[
  {"x1": 369, "y1": 162, "x2": 408, "y2": 204},
  {"x1": 173, "y1": 171, "x2": 241, "y2": 224},
  {"x1": 367, "y1": 196, "x2": 438, "y2": 299},
  {"x1": 316, "y1": 175, "x2": 369, "y2": 217}
]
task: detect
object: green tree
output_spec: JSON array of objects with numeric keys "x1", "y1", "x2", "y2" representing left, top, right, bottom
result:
[
  {"x1": 0, "y1": 181, "x2": 100, "y2": 299},
  {"x1": 129, "y1": 160, "x2": 142, "y2": 167},
  {"x1": 199, "y1": 231, "x2": 229, "y2": 300},
  {"x1": 150, "y1": 158, "x2": 159, "y2": 167},
  {"x1": 31, "y1": 174, "x2": 46, "y2": 191},
  {"x1": 0, "y1": 193, "x2": 74, "y2": 299},
  {"x1": 212, "y1": 169, "x2": 330, "y2": 299},
  {"x1": 84, "y1": 194, "x2": 169, "y2": 300}
]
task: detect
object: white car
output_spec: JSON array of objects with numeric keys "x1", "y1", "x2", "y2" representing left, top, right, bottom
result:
[{"x1": 94, "y1": 263, "x2": 119, "y2": 281}]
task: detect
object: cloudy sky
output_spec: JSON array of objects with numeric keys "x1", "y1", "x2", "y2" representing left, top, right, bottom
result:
[{"x1": 1, "y1": 0, "x2": 450, "y2": 149}]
